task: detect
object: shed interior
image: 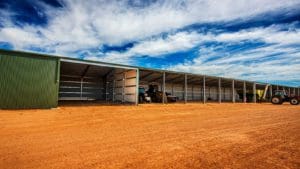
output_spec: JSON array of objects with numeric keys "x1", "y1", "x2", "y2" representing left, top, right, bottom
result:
[
  {"x1": 59, "y1": 61, "x2": 138, "y2": 104},
  {"x1": 139, "y1": 69, "x2": 270, "y2": 103}
]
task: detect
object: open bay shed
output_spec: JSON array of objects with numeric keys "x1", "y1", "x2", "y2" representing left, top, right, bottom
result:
[
  {"x1": 0, "y1": 49, "x2": 299, "y2": 109},
  {"x1": 0, "y1": 50, "x2": 139, "y2": 109}
]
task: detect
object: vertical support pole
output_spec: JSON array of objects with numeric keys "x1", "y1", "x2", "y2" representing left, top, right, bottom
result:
[
  {"x1": 232, "y1": 80, "x2": 235, "y2": 103},
  {"x1": 218, "y1": 78, "x2": 221, "y2": 103},
  {"x1": 56, "y1": 58, "x2": 60, "y2": 84},
  {"x1": 135, "y1": 69, "x2": 139, "y2": 105},
  {"x1": 253, "y1": 82, "x2": 256, "y2": 103},
  {"x1": 298, "y1": 88, "x2": 300, "y2": 96},
  {"x1": 105, "y1": 81, "x2": 108, "y2": 102},
  {"x1": 122, "y1": 71, "x2": 125, "y2": 103},
  {"x1": 80, "y1": 78, "x2": 83, "y2": 100},
  {"x1": 184, "y1": 74, "x2": 187, "y2": 104},
  {"x1": 112, "y1": 79, "x2": 115, "y2": 102},
  {"x1": 288, "y1": 88, "x2": 291, "y2": 96},
  {"x1": 104, "y1": 74, "x2": 109, "y2": 102},
  {"x1": 243, "y1": 81, "x2": 246, "y2": 103},
  {"x1": 162, "y1": 72, "x2": 166, "y2": 104},
  {"x1": 269, "y1": 85, "x2": 272, "y2": 101},
  {"x1": 203, "y1": 76, "x2": 206, "y2": 104},
  {"x1": 276, "y1": 85, "x2": 279, "y2": 90}
]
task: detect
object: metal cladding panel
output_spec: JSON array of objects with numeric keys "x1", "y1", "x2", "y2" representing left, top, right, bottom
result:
[
  {"x1": 114, "y1": 87, "x2": 123, "y2": 94},
  {"x1": 126, "y1": 70, "x2": 137, "y2": 78},
  {"x1": 173, "y1": 84, "x2": 184, "y2": 100},
  {"x1": 208, "y1": 87, "x2": 218, "y2": 101},
  {"x1": 125, "y1": 95, "x2": 136, "y2": 102},
  {"x1": 125, "y1": 86, "x2": 136, "y2": 94},
  {"x1": 59, "y1": 75, "x2": 104, "y2": 101},
  {"x1": 115, "y1": 80, "x2": 124, "y2": 87},
  {"x1": 187, "y1": 86, "x2": 201, "y2": 100},
  {"x1": 0, "y1": 54, "x2": 59, "y2": 109},
  {"x1": 112, "y1": 69, "x2": 138, "y2": 103},
  {"x1": 165, "y1": 84, "x2": 172, "y2": 93},
  {"x1": 224, "y1": 88, "x2": 232, "y2": 101},
  {"x1": 124, "y1": 70, "x2": 137, "y2": 103},
  {"x1": 115, "y1": 73, "x2": 124, "y2": 80},
  {"x1": 125, "y1": 78, "x2": 136, "y2": 86}
]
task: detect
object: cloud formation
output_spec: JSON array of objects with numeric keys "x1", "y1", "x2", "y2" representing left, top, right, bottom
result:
[{"x1": 0, "y1": 0, "x2": 300, "y2": 86}]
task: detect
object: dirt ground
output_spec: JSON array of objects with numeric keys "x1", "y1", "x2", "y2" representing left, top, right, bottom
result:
[{"x1": 0, "y1": 103, "x2": 299, "y2": 169}]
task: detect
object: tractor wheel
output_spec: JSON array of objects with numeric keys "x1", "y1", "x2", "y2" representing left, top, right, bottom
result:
[
  {"x1": 271, "y1": 96, "x2": 283, "y2": 104},
  {"x1": 290, "y1": 98, "x2": 299, "y2": 105}
]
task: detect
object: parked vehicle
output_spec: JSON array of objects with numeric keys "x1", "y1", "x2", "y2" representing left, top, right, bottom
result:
[
  {"x1": 271, "y1": 90, "x2": 299, "y2": 105},
  {"x1": 139, "y1": 85, "x2": 178, "y2": 103},
  {"x1": 138, "y1": 87, "x2": 151, "y2": 103}
]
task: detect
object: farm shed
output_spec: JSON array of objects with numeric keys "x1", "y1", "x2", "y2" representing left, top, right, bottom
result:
[
  {"x1": 0, "y1": 49, "x2": 138, "y2": 109},
  {"x1": 0, "y1": 49, "x2": 299, "y2": 109}
]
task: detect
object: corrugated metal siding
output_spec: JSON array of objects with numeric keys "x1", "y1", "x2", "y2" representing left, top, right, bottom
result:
[{"x1": 0, "y1": 54, "x2": 59, "y2": 109}]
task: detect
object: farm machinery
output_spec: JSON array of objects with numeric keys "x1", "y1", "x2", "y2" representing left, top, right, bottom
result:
[
  {"x1": 256, "y1": 85, "x2": 299, "y2": 105},
  {"x1": 139, "y1": 84, "x2": 178, "y2": 103},
  {"x1": 271, "y1": 90, "x2": 299, "y2": 105}
]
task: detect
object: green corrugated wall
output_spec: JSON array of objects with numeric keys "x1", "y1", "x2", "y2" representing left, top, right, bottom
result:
[{"x1": 0, "y1": 52, "x2": 60, "y2": 109}]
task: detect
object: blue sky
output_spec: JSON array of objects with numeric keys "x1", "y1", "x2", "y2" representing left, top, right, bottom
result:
[{"x1": 0, "y1": 0, "x2": 300, "y2": 86}]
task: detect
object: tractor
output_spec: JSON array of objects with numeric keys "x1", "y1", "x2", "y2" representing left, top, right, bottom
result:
[
  {"x1": 139, "y1": 84, "x2": 178, "y2": 103},
  {"x1": 271, "y1": 90, "x2": 299, "y2": 105}
]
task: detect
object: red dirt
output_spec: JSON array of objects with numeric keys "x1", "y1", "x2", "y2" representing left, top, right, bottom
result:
[{"x1": 0, "y1": 103, "x2": 299, "y2": 169}]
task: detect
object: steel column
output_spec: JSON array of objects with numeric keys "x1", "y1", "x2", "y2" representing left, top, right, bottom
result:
[
  {"x1": 218, "y1": 78, "x2": 222, "y2": 103},
  {"x1": 203, "y1": 76, "x2": 206, "y2": 104},
  {"x1": 232, "y1": 80, "x2": 235, "y2": 103},
  {"x1": 184, "y1": 74, "x2": 187, "y2": 104},
  {"x1": 269, "y1": 85, "x2": 272, "y2": 101},
  {"x1": 80, "y1": 78, "x2": 83, "y2": 100},
  {"x1": 243, "y1": 81, "x2": 246, "y2": 103},
  {"x1": 135, "y1": 69, "x2": 140, "y2": 105},
  {"x1": 122, "y1": 72, "x2": 125, "y2": 103},
  {"x1": 162, "y1": 72, "x2": 166, "y2": 104},
  {"x1": 253, "y1": 83, "x2": 256, "y2": 103},
  {"x1": 112, "y1": 80, "x2": 115, "y2": 102},
  {"x1": 105, "y1": 81, "x2": 109, "y2": 102}
]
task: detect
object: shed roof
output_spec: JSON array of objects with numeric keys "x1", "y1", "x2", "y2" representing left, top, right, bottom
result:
[{"x1": 0, "y1": 49, "x2": 296, "y2": 88}]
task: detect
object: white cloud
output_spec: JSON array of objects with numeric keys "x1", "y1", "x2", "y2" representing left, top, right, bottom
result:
[
  {"x1": 166, "y1": 33, "x2": 300, "y2": 85},
  {"x1": 129, "y1": 32, "x2": 200, "y2": 56},
  {"x1": 0, "y1": 27, "x2": 43, "y2": 48},
  {"x1": 0, "y1": 0, "x2": 300, "y2": 86},
  {"x1": 1, "y1": 0, "x2": 300, "y2": 56},
  {"x1": 86, "y1": 24, "x2": 300, "y2": 65}
]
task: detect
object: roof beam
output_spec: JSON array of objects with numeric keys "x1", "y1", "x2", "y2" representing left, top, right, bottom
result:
[
  {"x1": 140, "y1": 71, "x2": 155, "y2": 80},
  {"x1": 81, "y1": 65, "x2": 90, "y2": 78},
  {"x1": 188, "y1": 77, "x2": 204, "y2": 84},
  {"x1": 150, "y1": 75, "x2": 163, "y2": 82},
  {"x1": 103, "y1": 68, "x2": 114, "y2": 78},
  {"x1": 165, "y1": 75, "x2": 183, "y2": 83}
]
